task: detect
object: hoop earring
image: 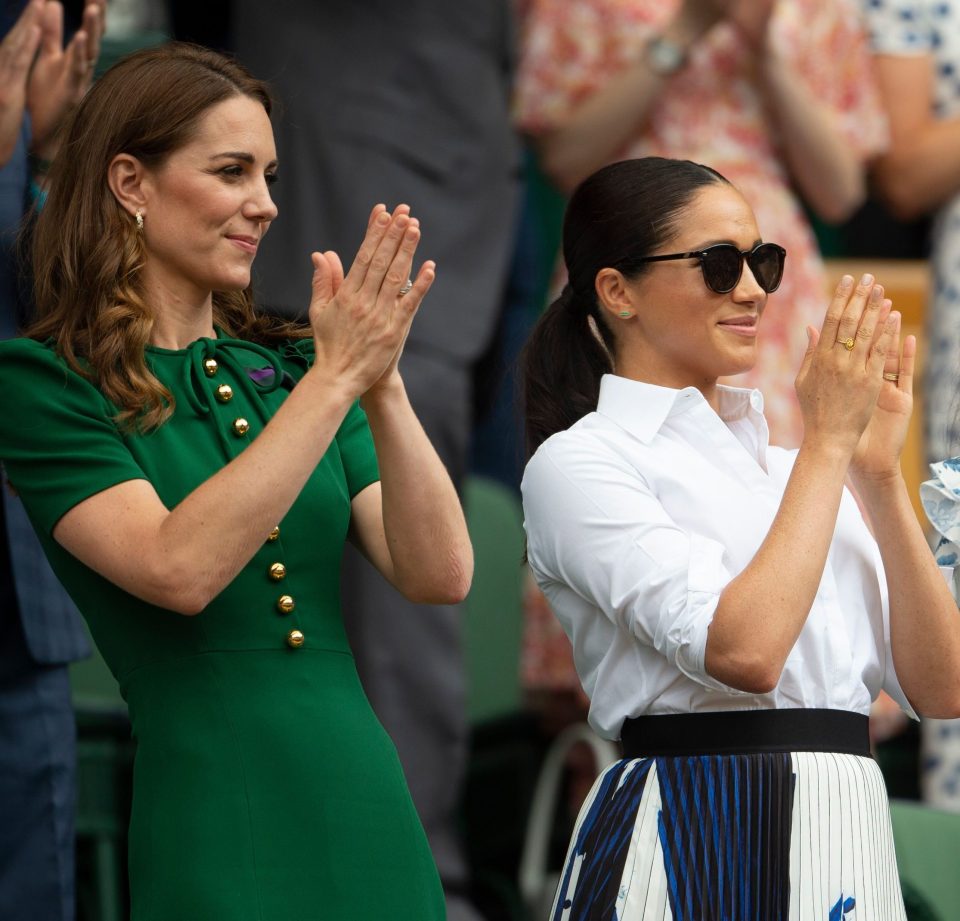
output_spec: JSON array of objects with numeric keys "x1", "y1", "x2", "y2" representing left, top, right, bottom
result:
[{"x1": 135, "y1": 209, "x2": 144, "y2": 232}]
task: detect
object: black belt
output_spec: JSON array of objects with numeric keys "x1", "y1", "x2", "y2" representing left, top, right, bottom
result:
[{"x1": 620, "y1": 708, "x2": 870, "y2": 758}]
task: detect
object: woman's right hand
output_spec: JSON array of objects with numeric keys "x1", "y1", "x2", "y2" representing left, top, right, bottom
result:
[
  {"x1": 794, "y1": 273, "x2": 895, "y2": 457},
  {"x1": 306, "y1": 203, "x2": 434, "y2": 398}
]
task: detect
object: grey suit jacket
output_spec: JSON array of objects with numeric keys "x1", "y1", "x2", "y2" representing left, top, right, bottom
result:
[{"x1": 232, "y1": 0, "x2": 521, "y2": 363}]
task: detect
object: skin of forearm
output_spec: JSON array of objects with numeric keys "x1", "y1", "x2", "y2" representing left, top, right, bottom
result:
[
  {"x1": 873, "y1": 118, "x2": 960, "y2": 219},
  {"x1": 855, "y1": 474, "x2": 960, "y2": 717},
  {"x1": 704, "y1": 443, "x2": 851, "y2": 693},
  {"x1": 759, "y1": 50, "x2": 865, "y2": 223},
  {"x1": 361, "y1": 378, "x2": 473, "y2": 603}
]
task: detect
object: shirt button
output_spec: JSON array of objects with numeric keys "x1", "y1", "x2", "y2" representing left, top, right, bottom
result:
[
  {"x1": 232, "y1": 418, "x2": 250, "y2": 436},
  {"x1": 286, "y1": 628, "x2": 305, "y2": 649},
  {"x1": 216, "y1": 384, "x2": 234, "y2": 403},
  {"x1": 204, "y1": 358, "x2": 218, "y2": 377},
  {"x1": 277, "y1": 594, "x2": 295, "y2": 614},
  {"x1": 268, "y1": 563, "x2": 287, "y2": 582},
  {"x1": 267, "y1": 526, "x2": 280, "y2": 542}
]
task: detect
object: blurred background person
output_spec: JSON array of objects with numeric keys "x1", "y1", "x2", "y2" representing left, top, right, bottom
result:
[
  {"x1": 862, "y1": 0, "x2": 960, "y2": 813},
  {"x1": 0, "y1": 2, "x2": 104, "y2": 919},
  {"x1": 229, "y1": 3, "x2": 521, "y2": 918}
]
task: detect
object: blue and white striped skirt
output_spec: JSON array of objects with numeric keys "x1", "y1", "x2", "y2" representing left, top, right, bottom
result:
[{"x1": 550, "y1": 747, "x2": 905, "y2": 920}]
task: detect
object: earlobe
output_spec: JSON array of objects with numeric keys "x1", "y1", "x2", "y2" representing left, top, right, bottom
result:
[
  {"x1": 595, "y1": 268, "x2": 635, "y2": 322},
  {"x1": 107, "y1": 153, "x2": 149, "y2": 218}
]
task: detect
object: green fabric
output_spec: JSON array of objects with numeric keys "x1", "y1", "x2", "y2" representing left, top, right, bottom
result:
[
  {"x1": 0, "y1": 336, "x2": 443, "y2": 921},
  {"x1": 889, "y1": 798, "x2": 960, "y2": 921}
]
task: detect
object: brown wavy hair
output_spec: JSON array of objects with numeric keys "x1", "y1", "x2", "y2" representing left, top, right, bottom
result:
[{"x1": 27, "y1": 42, "x2": 310, "y2": 431}]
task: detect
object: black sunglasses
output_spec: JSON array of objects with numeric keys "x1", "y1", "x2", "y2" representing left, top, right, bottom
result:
[{"x1": 636, "y1": 242, "x2": 787, "y2": 294}]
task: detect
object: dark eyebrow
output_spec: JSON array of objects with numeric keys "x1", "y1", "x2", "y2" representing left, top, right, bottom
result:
[
  {"x1": 210, "y1": 152, "x2": 279, "y2": 169},
  {"x1": 689, "y1": 237, "x2": 764, "y2": 251}
]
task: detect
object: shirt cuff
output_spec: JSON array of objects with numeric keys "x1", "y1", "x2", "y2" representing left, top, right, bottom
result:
[{"x1": 664, "y1": 533, "x2": 753, "y2": 696}]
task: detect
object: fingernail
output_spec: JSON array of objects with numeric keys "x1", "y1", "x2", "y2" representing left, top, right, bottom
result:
[
  {"x1": 840, "y1": 275, "x2": 853, "y2": 290},
  {"x1": 870, "y1": 287, "x2": 882, "y2": 301},
  {"x1": 860, "y1": 273, "x2": 874, "y2": 286},
  {"x1": 376, "y1": 213, "x2": 390, "y2": 226}
]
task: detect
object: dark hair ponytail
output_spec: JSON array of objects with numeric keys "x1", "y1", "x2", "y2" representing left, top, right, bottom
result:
[
  {"x1": 521, "y1": 284, "x2": 615, "y2": 457},
  {"x1": 521, "y1": 157, "x2": 729, "y2": 455}
]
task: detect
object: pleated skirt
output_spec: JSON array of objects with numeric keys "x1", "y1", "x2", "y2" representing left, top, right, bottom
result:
[{"x1": 550, "y1": 732, "x2": 906, "y2": 920}]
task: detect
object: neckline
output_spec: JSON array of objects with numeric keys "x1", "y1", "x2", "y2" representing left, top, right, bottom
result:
[{"x1": 145, "y1": 330, "x2": 221, "y2": 356}]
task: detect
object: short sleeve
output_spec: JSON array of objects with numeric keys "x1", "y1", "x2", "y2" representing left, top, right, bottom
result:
[
  {"x1": 523, "y1": 434, "x2": 742, "y2": 694},
  {"x1": 336, "y1": 401, "x2": 380, "y2": 498},
  {"x1": 863, "y1": 0, "x2": 936, "y2": 54},
  {"x1": 0, "y1": 339, "x2": 147, "y2": 534}
]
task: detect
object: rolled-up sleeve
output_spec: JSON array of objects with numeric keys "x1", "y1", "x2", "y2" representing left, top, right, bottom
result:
[{"x1": 523, "y1": 436, "x2": 738, "y2": 692}]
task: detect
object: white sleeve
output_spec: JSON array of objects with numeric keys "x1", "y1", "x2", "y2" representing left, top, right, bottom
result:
[{"x1": 522, "y1": 438, "x2": 744, "y2": 693}]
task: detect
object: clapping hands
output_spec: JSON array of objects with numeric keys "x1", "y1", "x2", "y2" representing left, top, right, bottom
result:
[
  {"x1": 308, "y1": 204, "x2": 436, "y2": 399},
  {"x1": 796, "y1": 273, "x2": 914, "y2": 484},
  {"x1": 0, "y1": 0, "x2": 106, "y2": 169}
]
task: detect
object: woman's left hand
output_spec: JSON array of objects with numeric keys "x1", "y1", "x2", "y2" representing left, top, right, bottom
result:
[{"x1": 850, "y1": 311, "x2": 915, "y2": 487}]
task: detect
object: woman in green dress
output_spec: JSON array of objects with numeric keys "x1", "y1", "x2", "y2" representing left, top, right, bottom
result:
[{"x1": 0, "y1": 43, "x2": 472, "y2": 920}]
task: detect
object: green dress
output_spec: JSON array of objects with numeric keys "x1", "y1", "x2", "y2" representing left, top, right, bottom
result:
[{"x1": 0, "y1": 334, "x2": 445, "y2": 920}]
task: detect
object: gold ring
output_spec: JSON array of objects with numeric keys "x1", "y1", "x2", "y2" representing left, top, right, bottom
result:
[
  {"x1": 839, "y1": 336, "x2": 855, "y2": 351},
  {"x1": 883, "y1": 372, "x2": 900, "y2": 382}
]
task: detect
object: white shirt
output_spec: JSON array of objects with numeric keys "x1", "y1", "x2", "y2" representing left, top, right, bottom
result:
[{"x1": 521, "y1": 374, "x2": 914, "y2": 740}]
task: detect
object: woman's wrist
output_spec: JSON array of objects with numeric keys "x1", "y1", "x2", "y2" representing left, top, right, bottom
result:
[
  {"x1": 360, "y1": 371, "x2": 407, "y2": 414},
  {"x1": 300, "y1": 363, "x2": 361, "y2": 411},
  {"x1": 849, "y1": 466, "x2": 906, "y2": 504},
  {"x1": 797, "y1": 432, "x2": 857, "y2": 470}
]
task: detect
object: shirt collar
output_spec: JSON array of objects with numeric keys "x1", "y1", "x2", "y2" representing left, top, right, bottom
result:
[{"x1": 595, "y1": 373, "x2": 766, "y2": 444}]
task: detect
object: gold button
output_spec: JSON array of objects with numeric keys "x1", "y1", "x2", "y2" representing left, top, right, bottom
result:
[
  {"x1": 267, "y1": 526, "x2": 280, "y2": 542},
  {"x1": 277, "y1": 594, "x2": 295, "y2": 614},
  {"x1": 286, "y1": 628, "x2": 305, "y2": 649},
  {"x1": 269, "y1": 563, "x2": 287, "y2": 582},
  {"x1": 216, "y1": 384, "x2": 233, "y2": 403},
  {"x1": 232, "y1": 417, "x2": 250, "y2": 436},
  {"x1": 204, "y1": 358, "x2": 218, "y2": 376}
]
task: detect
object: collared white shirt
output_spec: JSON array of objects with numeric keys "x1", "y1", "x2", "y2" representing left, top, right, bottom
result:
[{"x1": 521, "y1": 374, "x2": 914, "y2": 740}]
